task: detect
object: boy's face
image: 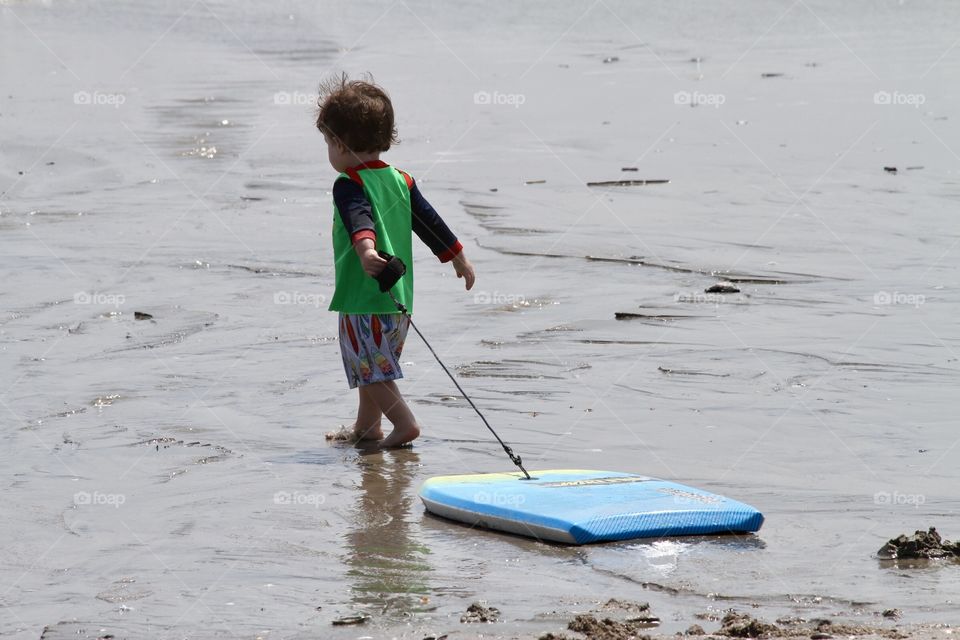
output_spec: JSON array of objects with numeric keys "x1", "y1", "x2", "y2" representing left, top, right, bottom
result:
[{"x1": 324, "y1": 133, "x2": 354, "y2": 173}]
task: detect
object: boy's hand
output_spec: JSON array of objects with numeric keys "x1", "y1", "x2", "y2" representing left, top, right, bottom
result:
[
  {"x1": 451, "y1": 252, "x2": 475, "y2": 290},
  {"x1": 355, "y1": 239, "x2": 387, "y2": 277}
]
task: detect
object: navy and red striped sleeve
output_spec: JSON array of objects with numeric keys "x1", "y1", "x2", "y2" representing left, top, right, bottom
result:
[
  {"x1": 408, "y1": 177, "x2": 462, "y2": 262},
  {"x1": 332, "y1": 177, "x2": 376, "y2": 245}
]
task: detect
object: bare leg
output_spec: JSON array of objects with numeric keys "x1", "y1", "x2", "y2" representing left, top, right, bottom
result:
[
  {"x1": 364, "y1": 380, "x2": 420, "y2": 448},
  {"x1": 353, "y1": 385, "x2": 384, "y2": 441}
]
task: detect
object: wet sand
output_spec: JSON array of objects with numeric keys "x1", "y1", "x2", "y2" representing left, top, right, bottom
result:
[{"x1": 2, "y1": 0, "x2": 959, "y2": 638}]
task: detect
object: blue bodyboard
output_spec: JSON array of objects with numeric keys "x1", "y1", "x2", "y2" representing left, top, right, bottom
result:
[{"x1": 419, "y1": 469, "x2": 763, "y2": 545}]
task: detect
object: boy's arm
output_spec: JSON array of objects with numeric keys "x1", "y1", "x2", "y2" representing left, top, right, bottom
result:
[
  {"x1": 409, "y1": 179, "x2": 475, "y2": 290},
  {"x1": 410, "y1": 180, "x2": 463, "y2": 262},
  {"x1": 333, "y1": 177, "x2": 386, "y2": 276},
  {"x1": 450, "y1": 250, "x2": 476, "y2": 291},
  {"x1": 353, "y1": 238, "x2": 387, "y2": 276},
  {"x1": 333, "y1": 177, "x2": 377, "y2": 247}
]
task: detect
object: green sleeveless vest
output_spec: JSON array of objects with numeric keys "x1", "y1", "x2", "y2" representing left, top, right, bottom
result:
[{"x1": 328, "y1": 164, "x2": 414, "y2": 314}]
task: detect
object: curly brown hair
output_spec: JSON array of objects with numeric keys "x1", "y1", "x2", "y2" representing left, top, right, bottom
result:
[{"x1": 315, "y1": 73, "x2": 399, "y2": 153}]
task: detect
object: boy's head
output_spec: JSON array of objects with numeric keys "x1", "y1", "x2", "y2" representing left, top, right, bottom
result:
[{"x1": 316, "y1": 74, "x2": 398, "y2": 170}]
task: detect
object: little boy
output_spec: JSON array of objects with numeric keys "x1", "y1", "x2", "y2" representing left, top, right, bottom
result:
[{"x1": 316, "y1": 75, "x2": 475, "y2": 448}]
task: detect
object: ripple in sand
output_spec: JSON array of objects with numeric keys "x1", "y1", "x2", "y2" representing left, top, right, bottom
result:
[{"x1": 455, "y1": 358, "x2": 588, "y2": 380}]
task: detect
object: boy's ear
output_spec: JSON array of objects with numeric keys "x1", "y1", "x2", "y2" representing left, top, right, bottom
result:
[
  {"x1": 323, "y1": 132, "x2": 348, "y2": 153},
  {"x1": 327, "y1": 136, "x2": 348, "y2": 154}
]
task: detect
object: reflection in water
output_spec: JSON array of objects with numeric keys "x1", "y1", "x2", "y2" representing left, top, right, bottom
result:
[
  {"x1": 344, "y1": 448, "x2": 433, "y2": 615},
  {"x1": 878, "y1": 557, "x2": 960, "y2": 571}
]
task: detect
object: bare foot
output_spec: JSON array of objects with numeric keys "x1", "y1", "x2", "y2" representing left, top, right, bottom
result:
[
  {"x1": 353, "y1": 422, "x2": 383, "y2": 441},
  {"x1": 378, "y1": 423, "x2": 420, "y2": 449}
]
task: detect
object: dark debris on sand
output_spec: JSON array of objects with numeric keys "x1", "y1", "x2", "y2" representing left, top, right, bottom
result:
[
  {"x1": 705, "y1": 281, "x2": 741, "y2": 294},
  {"x1": 539, "y1": 614, "x2": 653, "y2": 640},
  {"x1": 877, "y1": 527, "x2": 960, "y2": 559},
  {"x1": 712, "y1": 611, "x2": 910, "y2": 640},
  {"x1": 461, "y1": 601, "x2": 500, "y2": 623},
  {"x1": 717, "y1": 611, "x2": 783, "y2": 637}
]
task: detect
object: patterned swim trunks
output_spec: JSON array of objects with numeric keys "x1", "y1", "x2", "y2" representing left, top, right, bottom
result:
[{"x1": 338, "y1": 313, "x2": 411, "y2": 389}]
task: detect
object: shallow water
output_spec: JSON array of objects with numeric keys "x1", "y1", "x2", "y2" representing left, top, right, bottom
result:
[{"x1": 2, "y1": 0, "x2": 958, "y2": 637}]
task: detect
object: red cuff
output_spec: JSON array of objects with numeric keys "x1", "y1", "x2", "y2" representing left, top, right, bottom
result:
[
  {"x1": 437, "y1": 240, "x2": 463, "y2": 263},
  {"x1": 351, "y1": 230, "x2": 377, "y2": 246}
]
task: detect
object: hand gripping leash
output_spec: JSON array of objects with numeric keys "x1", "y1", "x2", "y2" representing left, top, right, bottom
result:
[{"x1": 375, "y1": 252, "x2": 531, "y2": 479}]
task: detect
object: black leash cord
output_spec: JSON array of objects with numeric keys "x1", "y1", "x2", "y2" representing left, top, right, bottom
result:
[{"x1": 388, "y1": 292, "x2": 532, "y2": 480}]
